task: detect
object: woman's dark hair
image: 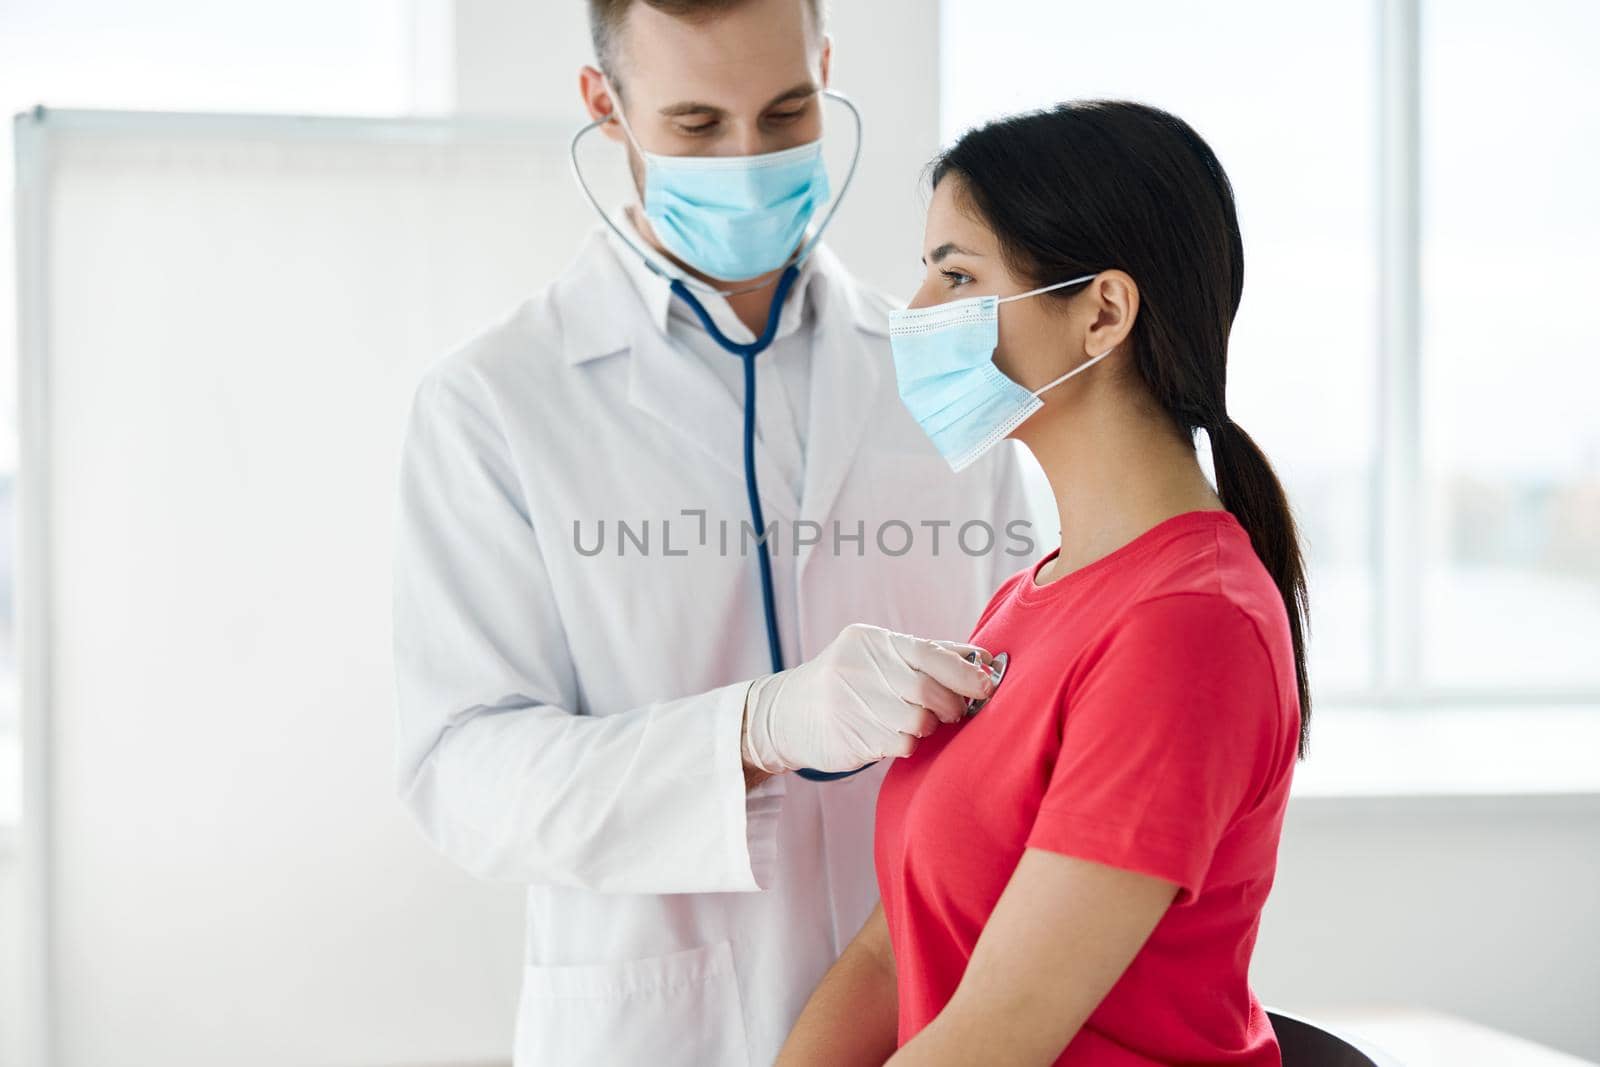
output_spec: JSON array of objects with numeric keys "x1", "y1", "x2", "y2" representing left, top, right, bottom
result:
[{"x1": 933, "y1": 100, "x2": 1311, "y2": 757}]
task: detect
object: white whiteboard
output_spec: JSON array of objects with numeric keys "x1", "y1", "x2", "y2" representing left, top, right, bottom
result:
[{"x1": 14, "y1": 107, "x2": 637, "y2": 1067}]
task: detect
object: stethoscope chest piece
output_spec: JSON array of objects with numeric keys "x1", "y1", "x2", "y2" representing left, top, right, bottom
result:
[{"x1": 963, "y1": 650, "x2": 1008, "y2": 717}]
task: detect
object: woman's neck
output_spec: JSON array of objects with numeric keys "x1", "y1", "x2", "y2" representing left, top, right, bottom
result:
[{"x1": 1024, "y1": 384, "x2": 1223, "y2": 586}]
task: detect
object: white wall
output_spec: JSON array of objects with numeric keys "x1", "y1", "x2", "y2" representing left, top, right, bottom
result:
[
  {"x1": 1255, "y1": 794, "x2": 1600, "y2": 1062},
  {"x1": 0, "y1": 838, "x2": 20, "y2": 1067}
]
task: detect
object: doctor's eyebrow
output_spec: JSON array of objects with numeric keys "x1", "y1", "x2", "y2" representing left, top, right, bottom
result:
[
  {"x1": 925, "y1": 242, "x2": 983, "y2": 264},
  {"x1": 657, "y1": 82, "x2": 820, "y2": 119},
  {"x1": 762, "y1": 82, "x2": 822, "y2": 110}
]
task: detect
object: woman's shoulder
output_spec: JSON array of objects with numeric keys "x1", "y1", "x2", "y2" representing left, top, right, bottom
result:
[
  {"x1": 1121, "y1": 512, "x2": 1287, "y2": 636},
  {"x1": 1112, "y1": 516, "x2": 1299, "y2": 716}
]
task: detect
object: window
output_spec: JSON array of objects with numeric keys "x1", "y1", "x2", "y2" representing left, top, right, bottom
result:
[
  {"x1": 941, "y1": 0, "x2": 1599, "y2": 705},
  {"x1": 1418, "y1": 0, "x2": 1600, "y2": 691}
]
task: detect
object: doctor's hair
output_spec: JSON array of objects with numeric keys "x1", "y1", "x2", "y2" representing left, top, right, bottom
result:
[
  {"x1": 932, "y1": 100, "x2": 1312, "y2": 758},
  {"x1": 588, "y1": 0, "x2": 826, "y2": 87}
]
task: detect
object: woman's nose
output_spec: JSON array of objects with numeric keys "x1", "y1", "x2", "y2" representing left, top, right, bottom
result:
[{"x1": 904, "y1": 279, "x2": 940, "y2": 312}]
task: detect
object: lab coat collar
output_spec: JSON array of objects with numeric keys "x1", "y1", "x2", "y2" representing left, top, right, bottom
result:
[
  {"x1": 552, "y1": 206, "x2": 888, "y2": 539},
  {"x1": 793, "y1": 257, "x2": 884, "y2": 577},
  {"x1": 557, "y1": 210, "x2": 888, "y2": 367},
  {"x1": 605, "y1": 204, "x2": 821, "y2": 348}
]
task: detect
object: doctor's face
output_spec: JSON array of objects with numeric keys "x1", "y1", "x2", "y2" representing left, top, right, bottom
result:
[{"x1": 580, "y1": 0, "x2": 831, "y2": 167}]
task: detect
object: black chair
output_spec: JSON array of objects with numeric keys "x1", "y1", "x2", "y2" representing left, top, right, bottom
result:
[{"x1": 1268, "y1": 1009, "x2": 1405, "y2": 1067}]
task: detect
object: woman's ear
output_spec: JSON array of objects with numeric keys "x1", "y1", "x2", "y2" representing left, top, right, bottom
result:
[{"x1": 1084, "y1": 270, "x2": 1139, "y2": 357}]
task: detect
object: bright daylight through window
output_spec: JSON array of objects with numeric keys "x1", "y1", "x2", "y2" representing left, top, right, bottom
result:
[{"x1": 943, "y1": 0, "x2": 1600, "y2": 706}]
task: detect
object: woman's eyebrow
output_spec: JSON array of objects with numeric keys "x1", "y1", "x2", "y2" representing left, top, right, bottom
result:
[{"x1": 925, "y1": 242, "x2": 982, "y2": 264}]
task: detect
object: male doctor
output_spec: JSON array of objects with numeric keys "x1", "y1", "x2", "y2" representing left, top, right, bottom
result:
[{"x1": 392, "y1": 0, "x2": 1032, "y2": 1062}]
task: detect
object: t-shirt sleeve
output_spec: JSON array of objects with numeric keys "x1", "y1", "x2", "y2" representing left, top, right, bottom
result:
[{"x1": 1024, "y1": 592, "x2": 1282, "y2": 902}]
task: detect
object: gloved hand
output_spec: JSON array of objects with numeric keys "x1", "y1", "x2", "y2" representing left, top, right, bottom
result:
[{"x1": 741, "y1": 623, "x2": 997, "y2": 775}]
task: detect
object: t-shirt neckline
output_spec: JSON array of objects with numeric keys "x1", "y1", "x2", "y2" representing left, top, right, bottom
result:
[{"x1": 1020, "y1": 508, "x2": 1239, "y2": 604}]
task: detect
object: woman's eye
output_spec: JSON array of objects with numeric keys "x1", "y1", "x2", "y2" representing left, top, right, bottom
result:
[{"x1": 941, "y1": 269, "x2": 974, "y2": 288}]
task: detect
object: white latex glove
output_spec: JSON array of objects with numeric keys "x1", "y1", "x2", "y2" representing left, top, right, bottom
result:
[{"x1": 741, "y1": 623, "x2": 997, "y2": 775}]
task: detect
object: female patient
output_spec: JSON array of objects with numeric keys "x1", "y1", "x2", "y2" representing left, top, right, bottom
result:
[{"x1": 778, "y1": 101, "x2": 1310, "y2": 1066}]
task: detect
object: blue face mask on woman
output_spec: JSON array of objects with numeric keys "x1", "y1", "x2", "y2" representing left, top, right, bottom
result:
[
  {"x1": 889, "y1": 274, "x2": 1112, "y2": 472},
  {"x1": 611, "y1": 85, "x2": 830, "y2": 281}
]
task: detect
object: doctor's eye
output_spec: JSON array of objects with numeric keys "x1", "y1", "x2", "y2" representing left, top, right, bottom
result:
[
  {"x1": 941, "y1": 268, "x2": 974, "y2": 288},
  {"x1": 766, "y1": 106, "x2": 808, "y2": 125},
  {"x1": 675, "y1": 120, "x2": 720, "y2": 136}
]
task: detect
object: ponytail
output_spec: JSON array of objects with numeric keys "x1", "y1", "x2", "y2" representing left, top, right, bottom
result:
[{"x1": 1210, "y1": 419, "x2": 1311, "y2": 757}]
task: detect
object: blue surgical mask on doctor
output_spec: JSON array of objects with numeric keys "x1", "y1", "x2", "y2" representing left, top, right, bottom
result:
[
  {"x1": 889, "y1": 274, "x2": 1114, "y2": 472},
  {"x1": 609, "y1": 82, "x2": 830, "y2": 281}
]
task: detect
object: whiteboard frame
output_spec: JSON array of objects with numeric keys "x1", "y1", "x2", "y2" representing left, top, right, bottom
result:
[{"x1": 14, "y1": 103, "x2": 56, "y2": 1067}]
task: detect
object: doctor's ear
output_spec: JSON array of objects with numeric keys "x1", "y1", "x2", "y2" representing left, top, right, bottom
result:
[
  {"x1": 1082, "y1": 270, "x2": 1139, "y2": 359},
  {"x1": 819, "y1": 35, "x2": 832, "y2": 88},
  {"x1": 578, "y1": 65, "x2": 627, "y2": 144}
]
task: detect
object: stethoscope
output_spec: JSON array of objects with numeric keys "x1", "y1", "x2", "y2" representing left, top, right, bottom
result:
[
  {"x1": 570, "y1": 92, "x2": 1007, "y2": 780},
  {"x1": 963, "y1": 651, "x2": 1009, "y2": 716}
]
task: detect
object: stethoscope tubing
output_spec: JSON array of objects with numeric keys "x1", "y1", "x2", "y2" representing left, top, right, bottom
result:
[{"x1": 668, "y1": 271, "x2": 865, "y2": 783}]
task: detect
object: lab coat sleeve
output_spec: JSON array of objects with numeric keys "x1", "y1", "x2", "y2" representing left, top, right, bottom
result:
[{"x1": 391, "y1": 364, "x2": 781, "y2": 895}]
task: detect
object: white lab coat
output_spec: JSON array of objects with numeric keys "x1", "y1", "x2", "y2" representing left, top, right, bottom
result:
[{"x1": 392, "y1": 224, "x2": 1036, "y2": 1066}]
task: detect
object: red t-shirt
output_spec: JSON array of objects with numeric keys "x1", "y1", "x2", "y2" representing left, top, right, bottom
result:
[{"x1": 875, "y1": 509, "x2": 1300, "y2": 1066}]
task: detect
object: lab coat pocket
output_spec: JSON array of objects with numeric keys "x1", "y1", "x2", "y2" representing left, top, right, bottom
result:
[{"x1": 513, "y1": 939, "x2": 751, "y2": 1067}]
